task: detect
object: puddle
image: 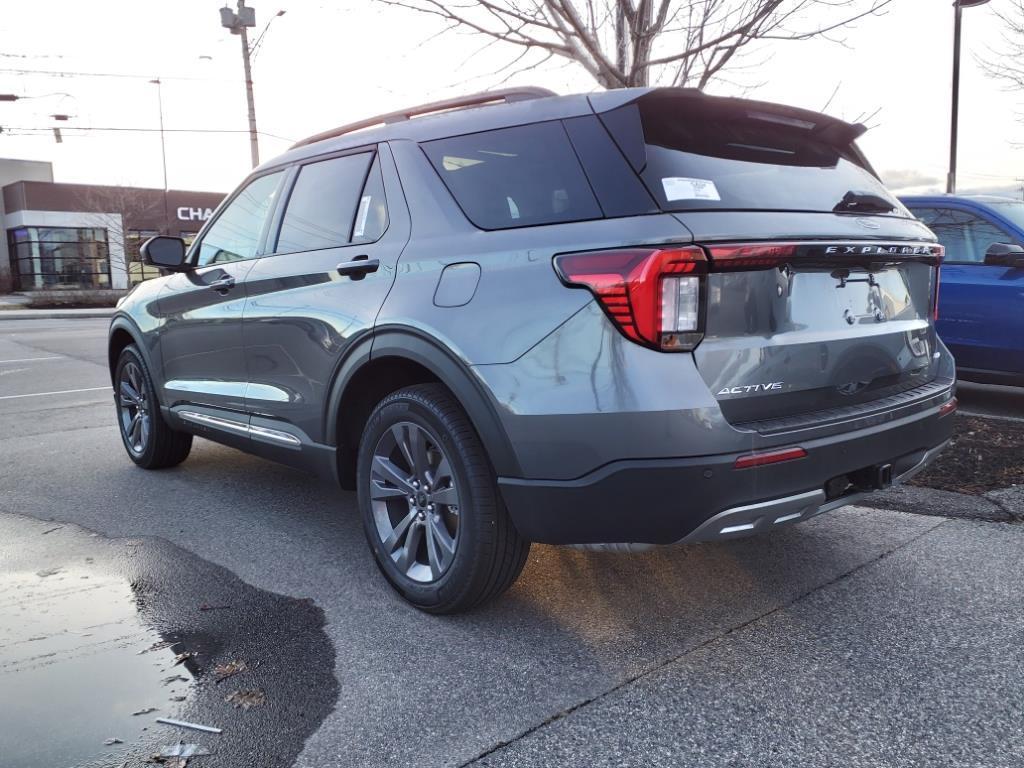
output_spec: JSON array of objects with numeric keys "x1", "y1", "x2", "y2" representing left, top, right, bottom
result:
[
  {"x1": 0, "y1": 515, "x2": 338, "y2": 768},
  {"x1": 0, "y1": 568, "x2": 188, "y2": 767}
]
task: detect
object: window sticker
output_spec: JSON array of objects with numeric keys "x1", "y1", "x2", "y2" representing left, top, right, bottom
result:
[
  {"x1": 662, "y1": 177, "x2": 721, "y2": 202},
  {"x1": 353, "y1": 195, "x2": 371, "y2": 238}
]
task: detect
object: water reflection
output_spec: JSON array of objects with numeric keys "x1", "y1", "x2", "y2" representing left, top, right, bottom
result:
[{"x1": 0, "y1": 568, "x2": 185, "y2": 768}]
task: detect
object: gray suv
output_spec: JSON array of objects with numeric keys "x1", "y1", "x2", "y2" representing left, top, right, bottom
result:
[{"x1": 109, "y1": 87, "x2": 956, "y2": 613}]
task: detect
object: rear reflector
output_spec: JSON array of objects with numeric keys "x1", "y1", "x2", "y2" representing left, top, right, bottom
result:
[
  {"x1": 938, "y1": 397, "x2": 958, "y2": 417},
  {"x1": 554, "y1": 246, "x2": 706, "y2": 351},
  {"x1": 734, "y1": 446, "x2": 807, "y2": 470}
]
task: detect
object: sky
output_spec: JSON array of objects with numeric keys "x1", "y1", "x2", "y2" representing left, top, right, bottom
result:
[{"x1": 0, "y1": 0, "x2": 1020, "y2": 197}]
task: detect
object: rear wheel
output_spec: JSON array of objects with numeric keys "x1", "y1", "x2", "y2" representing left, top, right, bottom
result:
[
  {"x1": 356, "y1": 383, "x2": 529, "y2": 613},
  {"x1": 114, "y1": 345, "x2": 192, "y2": 469}
]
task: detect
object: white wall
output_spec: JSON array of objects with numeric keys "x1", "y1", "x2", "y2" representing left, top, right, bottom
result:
[{"x1": 0, "y1": 158, "x2": 55, "y2": 292}]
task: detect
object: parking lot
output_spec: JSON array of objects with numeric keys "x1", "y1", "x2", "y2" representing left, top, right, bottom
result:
[{"x1": 2, "y1": 316, "x2": 1023, "y2": 768}]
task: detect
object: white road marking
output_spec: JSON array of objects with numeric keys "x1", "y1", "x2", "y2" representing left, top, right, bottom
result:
[
  {"x1": 0, "y1": 386, "x2": 110, "y2": 401},
  {"x1": 0, "y1": 356, "x2": 63, "y2": 364}
]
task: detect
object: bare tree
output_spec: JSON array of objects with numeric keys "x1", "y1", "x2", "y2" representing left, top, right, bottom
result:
[
  {"x1": 379, "y1": 0, "x2": 891, "y2": 90},
  {"x1": 981, "y1": 0, "x2": 1024, "y2": 91},
  {"x1": 75, "y1": 186, "x2": 165, "y2": 286}
]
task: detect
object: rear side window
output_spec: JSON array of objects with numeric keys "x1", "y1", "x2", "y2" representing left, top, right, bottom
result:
[
  {"x1": 602, "y1": 98, "x2": 904, "y2": 216},
  {"x1": 276, "y1": 152, "x2": 373, "y2": 254},
  {"x1": 422, "y1": 122, "x2": 601, "y2": 229}
]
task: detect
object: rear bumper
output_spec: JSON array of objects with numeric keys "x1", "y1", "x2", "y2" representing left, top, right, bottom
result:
[{"x1": 498, "y1": 395, "x2": 955, "y2": 545}]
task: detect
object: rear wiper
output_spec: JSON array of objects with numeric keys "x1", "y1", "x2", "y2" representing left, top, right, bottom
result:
[{"x1": 833, "y1": 190, "x2": 895, "y2": 214}]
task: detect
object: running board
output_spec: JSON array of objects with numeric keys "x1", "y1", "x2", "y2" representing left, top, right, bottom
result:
[{"x1": 178, "y1": 410, "x2": 301, "y2": 448}]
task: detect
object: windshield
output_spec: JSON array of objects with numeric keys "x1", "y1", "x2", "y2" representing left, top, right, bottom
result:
[
  {"x1": 988, "y1": 201, "x2": 1024, "y2": 232},
  {"x1": 609, "y1": 98, "x2": 907, "y2": 217}
]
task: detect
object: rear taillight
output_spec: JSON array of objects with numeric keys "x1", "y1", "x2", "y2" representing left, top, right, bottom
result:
[
  {"x1": 705, "y1": 243, "x2": 799, "y2": 270},
  {"x1": 932, "y1": 247, "x2": 944, "y2": 321},
  {"x1": 554, "y1": 246, "x2": 705, "y2": 351}
]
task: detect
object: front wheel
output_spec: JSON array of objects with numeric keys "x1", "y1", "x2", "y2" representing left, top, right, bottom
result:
[
  {"x1": 356, "y1": 384, "x2": 529, "y2": 613},
  {"x1": 114, "y1": 345, "x2": 192, "y2": 469}
]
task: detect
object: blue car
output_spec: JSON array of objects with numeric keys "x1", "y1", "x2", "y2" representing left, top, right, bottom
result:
[{"x1": 901, "y1": 195, "x2": 1024, "y2": 385}]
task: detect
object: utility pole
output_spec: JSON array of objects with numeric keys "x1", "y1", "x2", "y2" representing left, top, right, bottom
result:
[
  {"x1": 220, "y1": 1, "x2": 260, "y2": 168},
  {"x1": 947, "y1": 0, "x2": 991, "y2": 194}
]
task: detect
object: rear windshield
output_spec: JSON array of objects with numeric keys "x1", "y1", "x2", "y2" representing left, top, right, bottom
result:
[
  {"x1": 607, "y1": 98, "x2": 905, "y2": 216},
  {"x1": 421, "y1": 121, "x2": 602, "y2": 230}
]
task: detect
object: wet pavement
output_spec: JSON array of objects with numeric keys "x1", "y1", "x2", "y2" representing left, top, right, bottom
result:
[
  {"x1": 0, "y1": 514, "x2": 337, "y2": 768},
  {"x1": 1, "y1": 317, "x2": 1023, "y2": 768}
]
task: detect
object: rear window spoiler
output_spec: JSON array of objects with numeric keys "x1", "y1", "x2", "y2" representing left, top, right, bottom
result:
[
  {"x1": 589, "y1": 88, "x2": 866, "y2": 143},
  {"x1": 587, "y1": 87, "x2": 873, "y2": 174}
]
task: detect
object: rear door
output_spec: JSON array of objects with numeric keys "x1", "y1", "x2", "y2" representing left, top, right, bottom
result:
[
  {"x1": 242, "y1": 143, "x2": 410, "y2": 446},
  {"x1": 908, "y1": 204, "x2": 1024, "y2": 377},
  {"x1": 159, "y1": 170, "x2": 286, "y2": 413}
]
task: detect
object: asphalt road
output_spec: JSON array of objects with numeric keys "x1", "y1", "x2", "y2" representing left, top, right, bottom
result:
[{"x1": 1, "y1": 318, "x2": 1022, "y2": 768}]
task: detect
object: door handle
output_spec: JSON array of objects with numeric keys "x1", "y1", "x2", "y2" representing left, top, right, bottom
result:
[
  {"x1": 209, "y1": 275, "x2": 236, "y2": 293},
  {"x1": 337, "y1": 256, "x2": 379, "y2": 280}
]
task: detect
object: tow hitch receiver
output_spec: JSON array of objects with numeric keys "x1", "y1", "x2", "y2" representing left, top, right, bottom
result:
[{"x1": 849, "y1": 462, "x2": 895, "y2": 492}]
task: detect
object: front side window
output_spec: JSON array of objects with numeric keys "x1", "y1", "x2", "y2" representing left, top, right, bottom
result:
[
  {"x1": 197, "y1": 171, "x2": 284, "y2": 267},
  {"x1": 6, "y1": 226, "x2": 110, "y2": 290},
  {"x1": 276, "y1": 152, "x2": 374, "y2": 254},
  {"x1": 421, "y1": 122, "x2": 602, "y2": 229},
  {"x1": 910, "y1": 207, "x2": 1014, "y2": 264}
]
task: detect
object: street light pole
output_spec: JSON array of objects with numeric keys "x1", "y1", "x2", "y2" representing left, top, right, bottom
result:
[
  {"x1": 947, "y1": 0, "x2": 991, "y2": 195},
  {"x1": 150, "y1": 78, "x2": 171, "y2": 229}
]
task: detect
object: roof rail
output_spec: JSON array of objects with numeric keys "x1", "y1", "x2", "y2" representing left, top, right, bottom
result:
[{"x1": 290, "y1": 87, "x2": 558, "y2": 149}]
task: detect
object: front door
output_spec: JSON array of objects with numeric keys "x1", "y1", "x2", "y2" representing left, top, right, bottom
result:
[
  {"x1": 158, "y1": 170, "x2": 286, "y2": 413},
  {"x1": 909, "y1": 205, "x2": 1024, "y2": 377},
  {"x1": 242, "y1": 145, "x2": 410, "y2": 445}
]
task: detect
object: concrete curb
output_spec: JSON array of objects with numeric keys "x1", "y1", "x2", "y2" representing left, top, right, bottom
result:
[{"x1": 0, "y1": 309, "x2": 114, "y2": 320}]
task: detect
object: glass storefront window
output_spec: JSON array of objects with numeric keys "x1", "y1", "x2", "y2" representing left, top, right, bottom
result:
[
  {"x1": 6, "y1": 227, "x2": 111, "y2": 290},
  {"x1": 126, "y1": 229, "x2": 161, "y2": 285}
]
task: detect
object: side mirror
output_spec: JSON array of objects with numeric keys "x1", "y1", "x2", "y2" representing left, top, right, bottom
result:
[
  {"x1": 140, "y1": 236, "x2": 189, "y2": 272},
  {"x1": 984, "y1": 242, "x2": 1024, "y2": 268}
]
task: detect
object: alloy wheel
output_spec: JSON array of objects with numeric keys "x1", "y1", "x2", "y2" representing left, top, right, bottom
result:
[
  {"x1": 369, "y1": 421, "x2": 461, "y2": 583},
  {"x1": 118, "y1": 361, "x2": 151, "y2": 455}
]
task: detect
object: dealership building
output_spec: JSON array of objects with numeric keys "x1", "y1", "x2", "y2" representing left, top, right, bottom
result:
[{"x1": 0, "y1": 158, "x2": 224, "y2": 294}]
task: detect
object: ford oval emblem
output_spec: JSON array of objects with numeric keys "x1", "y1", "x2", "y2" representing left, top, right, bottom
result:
[{"x1": 856, "y1": 217, "x2": 881, "y2": 230}]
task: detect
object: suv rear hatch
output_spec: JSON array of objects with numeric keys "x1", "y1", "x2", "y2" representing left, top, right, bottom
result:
[{"x1": 590, "y1": 89, "x2": 945, "y2": 428}]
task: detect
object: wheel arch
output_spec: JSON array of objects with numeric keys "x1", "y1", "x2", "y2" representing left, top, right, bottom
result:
[
  {"x1": 327, "y1": 328, "x2": 522, "y2": 489},
  {"x1": 108, "y1": 316, "x2": 156, "y2": 386}
]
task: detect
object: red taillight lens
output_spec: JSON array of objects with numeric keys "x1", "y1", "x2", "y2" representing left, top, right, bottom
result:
[
  {"x1": 932, "y1": 246, "x2": 944, "y2": 321},
  {"x1": 706, "y1": 243, "x2": 799, "y2": 270},
  {"x1": 554, "y1": 247, "x2": 706, "y2": 351},
  {"x1": 734, "y1": 446, "x2": 807, "y2": 470},
  {"x1": 938, "y1": 397, "x2": 957, "y2": 417}
]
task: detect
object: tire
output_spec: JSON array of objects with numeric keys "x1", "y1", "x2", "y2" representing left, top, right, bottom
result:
[
  {"x1": 356, "y1": 383, "x2": 530, "y2": 614},
  {"x1": 114, "y1": 345, "x2": 192, "y2": 469}
]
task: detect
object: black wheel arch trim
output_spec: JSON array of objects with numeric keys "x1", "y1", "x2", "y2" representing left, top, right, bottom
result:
[
  {"x1": 108, "y1": 314, "x2": 164, "y2": 393},
  {"x1": 324, "y1": 326, "x2": 523, "y2": 478}
]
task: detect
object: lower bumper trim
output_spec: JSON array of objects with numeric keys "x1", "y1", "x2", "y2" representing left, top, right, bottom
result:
[{"x1": 676, "y1": 437, "x2": 951, "y2": 545}]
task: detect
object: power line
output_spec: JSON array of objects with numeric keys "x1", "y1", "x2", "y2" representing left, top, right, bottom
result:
[
  {"x1": 0, "y1": 66, "x2": 241, "y2": 83},
  {"x1": 1, "y1": 125, "x2": 294, "y2": 141}
]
